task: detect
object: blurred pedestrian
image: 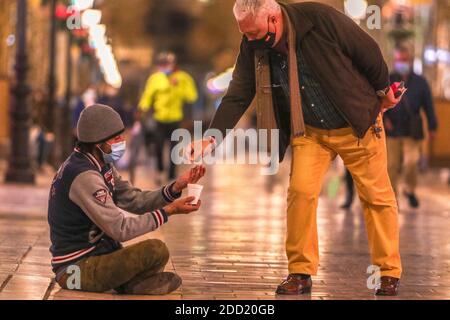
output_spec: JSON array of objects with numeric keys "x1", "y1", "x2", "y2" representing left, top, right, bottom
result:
[
  {"x1": 340, "y1": 169, "x2": 355, "y2": 209},
  {"x1": 72, "y1": 86, "x2": 97, "y2": 143},
  {"x1": 98, "y1": 83, "x2": 136, "y2": 170},
  {"x1": 138, "y1": 51, "x2": 198, "y2": 183},
  {"x1": 30, "y1": 88, "x2": 55, "y2": 171},
  {"x1": 98, "y1": 83, "x2": 135, "y2": 129},
  {"x1": 384, "y1": 44, "x2": 438, "y2": 209}
]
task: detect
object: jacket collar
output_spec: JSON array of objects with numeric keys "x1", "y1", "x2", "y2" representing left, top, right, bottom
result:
[
  {"x1": 74, "y1": 147, "x2": 103, "y2": 172},
  {"x1": 279, "y1": 2, "x2": 314, "y2": 42}
]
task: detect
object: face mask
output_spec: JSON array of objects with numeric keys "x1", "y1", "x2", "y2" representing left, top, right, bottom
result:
[
  {"x1": 247, "y1": 17, "x2": 277, "y2": 51},
  {"x1": 98, "y1": 141, "x2": 126, "y2": 164},
  {"x1": 161, "y1": 68, "x2": 173, "y2": 76},
  {"x1": 394, "y1": 62, "x2": 411, "y2": 75}
]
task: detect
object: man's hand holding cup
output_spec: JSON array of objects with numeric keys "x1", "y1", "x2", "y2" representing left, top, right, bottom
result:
[
  {"x1": 168, "y1": 164, "x2": 206, "y2": 214},
  {"x1": 163, "y1": 197, "x2": 201, "y2": 216}
]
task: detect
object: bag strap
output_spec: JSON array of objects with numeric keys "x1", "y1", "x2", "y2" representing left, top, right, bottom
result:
[
  {"x1": 255, "y1": 50, "x2": 277, "y2": 151},
  {"x1": 282, "y1": 6, "x2": 305, "y2": 138}
]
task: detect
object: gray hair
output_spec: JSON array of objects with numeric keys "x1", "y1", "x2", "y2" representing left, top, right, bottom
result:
[{"x1": 233, "y1": 0, "x2": 280, "y2": 21}]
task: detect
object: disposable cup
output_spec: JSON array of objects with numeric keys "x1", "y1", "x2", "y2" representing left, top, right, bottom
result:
[{"x1": 187, "y1": 184, "x2": 203, "y2": 205}]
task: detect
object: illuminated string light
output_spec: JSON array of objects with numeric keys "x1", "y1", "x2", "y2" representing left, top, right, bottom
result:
[{"x1": 74, "y1": 4, "x2": 122, "y2": 88}]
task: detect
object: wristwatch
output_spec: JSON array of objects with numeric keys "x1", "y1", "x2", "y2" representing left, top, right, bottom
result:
[{"x1": 376, "y1": 86, "x2": 391, "y2": 98}]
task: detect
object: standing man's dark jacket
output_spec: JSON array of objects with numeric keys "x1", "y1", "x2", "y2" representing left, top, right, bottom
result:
[
  {"x1": 384, "y1": 72, "x2": 437, "y2": 140},
  {"x1": 209, "y1": 2, "x2": 389, "y2": 160}
]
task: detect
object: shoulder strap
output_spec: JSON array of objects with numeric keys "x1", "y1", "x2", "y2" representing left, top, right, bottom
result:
[
  {"x1": 255, "y1": 50, "x2": 278, "y2": 151},
  {"x1": 282, "y1": 5, "x2": 305, "y2": 138}
]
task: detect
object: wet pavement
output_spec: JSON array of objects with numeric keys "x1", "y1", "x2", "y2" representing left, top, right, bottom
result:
[{"x1": 0, "y1": 159, "x2": 449, "y2": 300}]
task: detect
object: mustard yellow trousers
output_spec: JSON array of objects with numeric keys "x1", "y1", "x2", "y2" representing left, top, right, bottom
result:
[{"x1": 287, "y1": 115, "x2": 402, "y2": 279}]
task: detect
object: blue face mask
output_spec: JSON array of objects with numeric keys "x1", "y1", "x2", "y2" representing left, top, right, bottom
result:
[
  {"x1": 394, "y1": 62, "x2": 411, "y2": 75},
  {"x1": 98, "y1": 141, "x2": 126, "y2": 164}
]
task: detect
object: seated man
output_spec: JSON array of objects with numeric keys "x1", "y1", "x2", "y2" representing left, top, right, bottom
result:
[{"x1": 48, "y1": 104, "x2": 205, "y2": 295}]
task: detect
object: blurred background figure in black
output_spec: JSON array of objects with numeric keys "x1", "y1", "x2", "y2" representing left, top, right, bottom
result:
[
  {"x1": 383, "y1": 43, "x2": 438, "y2": 209},
  {"x1": 98, "y1": 83, "x2": 135, "y2": 170},
  {"x1": 30, "y1": 88, "x2": 55, "y2": 172},
  {"x1": 340, "y1": 169, "x2": 355, "y2": 210},
  {"x1": 71, "y1": 85, "x2": 97, "y2": 144}
]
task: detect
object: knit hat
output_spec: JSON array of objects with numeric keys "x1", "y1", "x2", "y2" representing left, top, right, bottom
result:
[{"x1": 77, "y1": 104, "x2": 125, "y2": 144}]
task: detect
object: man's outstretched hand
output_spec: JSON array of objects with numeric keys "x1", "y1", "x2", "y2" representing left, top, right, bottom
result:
[
  {"x1": 185, "y1": 137, "x2": 216, "y2": 162},
  {"x1": 164, "y1": 197, "x2": 201, "y2": 216},
  {"x1": 171, "y1": 165, "x2": 206, "y2": 194}
]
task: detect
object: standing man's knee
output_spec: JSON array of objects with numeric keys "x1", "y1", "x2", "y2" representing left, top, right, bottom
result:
[{"x1": 288, "y1": 180, "x2": 320, "y2": 203}]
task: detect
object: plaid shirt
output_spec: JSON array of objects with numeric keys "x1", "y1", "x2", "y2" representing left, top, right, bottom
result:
[{"x1": 269, "y1": 49, "x2": 349, "y2": 130}]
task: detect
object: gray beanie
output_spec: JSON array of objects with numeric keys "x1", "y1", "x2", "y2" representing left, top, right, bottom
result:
[{"x1": 77, "y1": 104, "x2": 125, "y2": 144}]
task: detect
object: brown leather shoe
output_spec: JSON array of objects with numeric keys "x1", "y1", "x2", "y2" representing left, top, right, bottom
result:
[
  {"x1": 276, "y1": 274, "x2": 312, "y2": 295},
  {"x1": 375, "y1": 276, "x2": 400, "y2": 296}
]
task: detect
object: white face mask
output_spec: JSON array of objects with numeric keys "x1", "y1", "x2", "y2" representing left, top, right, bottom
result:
[
  {"x1": 98, "y1": 141, "x2": 126, "y2": 164},
  {"x1": 394, "y1": 62, "x2": 411, "y2": 75}
]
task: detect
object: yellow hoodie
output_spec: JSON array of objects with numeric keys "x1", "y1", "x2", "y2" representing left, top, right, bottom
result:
[{"x1": 138, "y1": 70, "x2": 198, "y2": 123}]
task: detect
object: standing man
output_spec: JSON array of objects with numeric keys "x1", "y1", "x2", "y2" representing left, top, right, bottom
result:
[
  {"x1": 139, "y1": 52, "x2": 198, "y2": 183},
  {"x1": 49, "y1": 104, "x2": 205, "y2": 295},
  {"x1": 194, "y1": 1, "x2": 406, "y2": 295},
  {"x1": 384, "y1": 44, "x2": 438, "y2": 209}
]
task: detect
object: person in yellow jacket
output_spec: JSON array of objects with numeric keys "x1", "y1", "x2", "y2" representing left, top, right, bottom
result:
[{"x1": 139, "y1": 52, "x2": 198, "y2": 182}]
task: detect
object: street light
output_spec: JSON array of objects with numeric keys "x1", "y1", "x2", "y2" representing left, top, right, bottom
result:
[
  {"x1": 46, "y1": 0, "x2": 57, "y2": 137},
  {"x1": 5, "y1": 0, "x2": 35, "y2": 184}
]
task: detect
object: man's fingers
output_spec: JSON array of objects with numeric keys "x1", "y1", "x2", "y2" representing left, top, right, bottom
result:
[
  {"x1": 189, "y1": 168, "x2": 195, "y2": 180},
  {"x1": 189, "y1": 200, "x2": 201, "y2": 209},
  {"x1": 188, "y1": 165, "x2": 205, "y2": 183},
  {"x1": 189, "y1": 166, "x2": 200, "y2": 182}
]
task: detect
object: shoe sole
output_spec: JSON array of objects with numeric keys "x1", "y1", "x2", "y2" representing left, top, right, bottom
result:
[
  {"x1": 375, "y1": 290, "x2": 398, "y2": 296},
  {"x1": 126, "y1": 272, "x2": 182, "y2": 295},
  {"x1": 276, "y1": 287, "x2": 312, "y2": 295}
]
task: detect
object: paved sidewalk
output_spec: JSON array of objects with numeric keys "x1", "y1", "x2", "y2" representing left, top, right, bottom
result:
[{"x1": 0, "y1": 160, "x2": 449, "y2": 300}]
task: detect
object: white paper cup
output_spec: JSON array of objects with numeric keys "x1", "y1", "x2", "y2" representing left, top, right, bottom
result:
[{"x1": 187, "y1": 184, "x2": 203, "y2": 205}]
